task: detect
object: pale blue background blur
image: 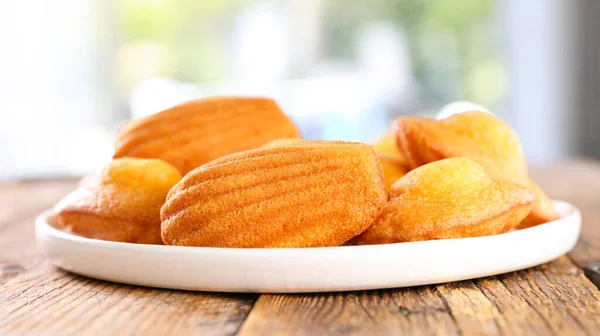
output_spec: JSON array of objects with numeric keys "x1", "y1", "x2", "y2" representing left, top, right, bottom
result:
[{"x1": 0, "y1": 0, "x2": 596, "y2": 179}]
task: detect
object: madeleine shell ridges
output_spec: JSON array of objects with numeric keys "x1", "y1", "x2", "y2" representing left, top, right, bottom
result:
[
  {"x1": 160, "y1": 141, "x2": 387, "y2": 248},
  {"x1": 113, "y1": 96, "x2": 301, "y2": 174},
  {"x1": 393, "y1": 111, "x2": 558, "y2": 226}
]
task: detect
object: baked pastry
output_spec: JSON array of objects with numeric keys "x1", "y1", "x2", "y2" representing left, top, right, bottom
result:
[
  {"x1": 114, "y1": 96, "x2": 301, "y2": 174},
  {"x1": 372, "y1": 131, "x2": 411, "y2": 190},
  {"x1": 53, "y1": 158, "x2": 181, "y2": 244},
  {"x1": 379, "y1": 153, "x2": 407, "y2": 190},
  {"x1": 372, "y1": 131, "x2": 403, "y2": 158},
  {"x1": 372, "y1": 131, "x2": 410, "y2": 170},
  {"x1": 354, "y1": 158, "x2": 535, "y2": 244},
  {"x1": 519, "y1": 178, "x2": 559, "y2": 228},
  {"x1": 394, "y1": 111, "x2": 558, "y2": 227},
  {"x1": 161, "y1": 141, "x2": 387, "y2": 248}
]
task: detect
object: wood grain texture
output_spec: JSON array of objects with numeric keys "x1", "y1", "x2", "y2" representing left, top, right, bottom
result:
[
  {"x1": 531, "y1": 159, "x2": 600, "y2": 288},
  {"x1": 0, "y1": 180, "x2": 257, "y2": 336},
  {"x1": 570, "y1": 237, "x2": 600, "y2": 289},
  {"x1": 0, "y1": 265, "x2": 256, "y2": 335},
  {"x1": 1, "y1": 160, "x2": 600, "y2": 335},
  {"x1": 238, "y1": 161, "x2": 600, "y2": 335},
  {"x1": 0, "y1": 180, "x2": 77, "y2": 285},
  {"x1": 238, "y1": 256, "x2": 600, "y2": 336},
  {"x1": 0, "y1": 179, "x2": 77, "y2": 225}
]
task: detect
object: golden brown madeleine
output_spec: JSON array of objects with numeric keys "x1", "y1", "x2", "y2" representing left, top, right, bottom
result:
[
  {"x1": 161, "y1": 141, "x2": 387, "y2": 248},
  {"x1": 394, "y1": 112, "x2": 526, "y2": 174},
  {"x1": 114, "y1": 96, "x2": 301, "y2": 175},
  {"x1": 394, "y1": 111, "x2": 558, "y2": 226},
  {"x1": 53, "y1": 158, "x2": 181, "y2": 244},
  {"x1": 372, "y1": 131, "x2": 402, "y2": 158},
  {"x1": 372, "y1": 131, "x2": 410, "y2": 171},
  {"x1": 517, "y1": 178, "x2": 559, "y2": 229},
  {"x1": 378, "y1": 153, "x2": 407, "y2": 191},
  {"x1": 354, "y1": 158, "x2": 535, "y2": 245}
]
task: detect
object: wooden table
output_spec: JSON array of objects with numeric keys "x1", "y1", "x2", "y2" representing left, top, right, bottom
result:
[{"x1": 1, "y1": 160, "x2": 600, "y2": 335}]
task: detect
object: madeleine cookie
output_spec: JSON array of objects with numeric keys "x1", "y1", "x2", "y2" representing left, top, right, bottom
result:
[
  {"x1": 354, "y1": 158, "x2": 535, "y2": 244},
  {"x1": 378, "y1": 153, "x2": 408, "y2": 191},
  {"x1": 161, "y1": 141, "x2": 387, "y2": 248},
  {"x1": 372, "y1": 131, "x2": 410, "y2": 171},
  {"x1": 53, "y1": 158, "x2": 181, "y2": 244},
  {"x1": 394, "y1": 111, "x2": 558, "y2": 226},
  {"x1": 114, "y1": 96, "x2": 301, "y2": 174}
]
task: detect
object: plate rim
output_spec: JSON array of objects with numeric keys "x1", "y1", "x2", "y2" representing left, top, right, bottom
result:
[
  {"x1": 36, "y1": 199, "x2": 580, "y2": 254},
  {"x1": 34, "y1": 200, "x2": 582, "y2": 292}
]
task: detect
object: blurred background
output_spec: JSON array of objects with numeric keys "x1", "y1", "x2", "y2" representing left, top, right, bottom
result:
[{"x1": 0, "y1": 0, "x2": 596, "y2": 179}]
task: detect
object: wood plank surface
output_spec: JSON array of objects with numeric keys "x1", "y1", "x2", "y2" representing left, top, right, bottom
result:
[
  {"x1": 531, "y1": 160, "x2": 600, "y2": 289},
  {"x1": 238, "y1": 160, "x2": 600, "y2": 335},
  {"x1": 1, "y1": 266, "x2": 256, "y2": 335},
  {"x1": 1, "y1": 160, "x2": 600, "y2": 335},
  {"x1": 0, "y1": 180, "x2": 257, "y2": 335},
  {"x1": 238, "y1": 256, "x2": 600, "y2": 335}
]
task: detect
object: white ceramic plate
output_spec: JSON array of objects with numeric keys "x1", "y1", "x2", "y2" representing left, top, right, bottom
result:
[{"x1": 36, "y1": 200, "x2": 580, "y2": 293}]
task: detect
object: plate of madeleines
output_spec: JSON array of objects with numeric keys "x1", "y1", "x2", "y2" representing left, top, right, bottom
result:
[{"x1": 36, "y1": 97, "x2": 581, "y2": 293}]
